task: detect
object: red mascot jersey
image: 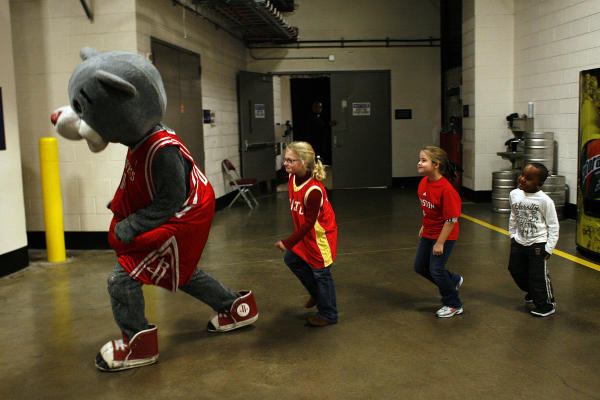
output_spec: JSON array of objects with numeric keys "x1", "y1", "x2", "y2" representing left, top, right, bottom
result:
[
  {"x1": 288, "y1": 175, "x2": 338, "y2": 268},
  {"x1": 108, "y1": 128, "x2": 215, "y2": 291},
  {"x1": 418, "y1": 176, "x2": 461, "y2": 240}
]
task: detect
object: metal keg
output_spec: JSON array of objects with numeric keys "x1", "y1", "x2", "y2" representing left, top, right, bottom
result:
[
  {"x1": 523, "y1": 131, "x2": 554, "y2": 173},
  {"x1": 542, "y1": 174, "x2": 567, "y2": 220},
  {"x1": 492, "y1": 170, "x2": 519, "y2": 213}
]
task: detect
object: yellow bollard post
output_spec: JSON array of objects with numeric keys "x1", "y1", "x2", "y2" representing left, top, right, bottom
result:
[{"x1": 39, "y1": 137, "x2": 66, "y2": 262}]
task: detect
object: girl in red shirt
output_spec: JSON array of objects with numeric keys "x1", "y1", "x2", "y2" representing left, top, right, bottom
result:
[
  {"x1": 415, "y1": 146, "x2": 463, "y2": 318},
  {"x1": 274, "y1": 141, "x2": 338, "y2": 327}
]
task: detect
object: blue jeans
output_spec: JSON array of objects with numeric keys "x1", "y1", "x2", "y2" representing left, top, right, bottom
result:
[
  {"x1": 284, "y1": 250, "x2": 338, "y2": 323},
  {"x1": 413, "y1": 237, "x2": 462, "y2": 308}
]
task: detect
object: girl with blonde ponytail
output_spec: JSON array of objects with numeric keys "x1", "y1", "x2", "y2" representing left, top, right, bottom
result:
[
  {"x1": 274, "y1": 141, "x2": 339, "y2": 327},
  {"x1": 286, "y1": 141, "x2": 327, "y2": 181}
]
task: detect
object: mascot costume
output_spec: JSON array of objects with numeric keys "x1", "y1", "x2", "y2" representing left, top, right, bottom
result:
[{"x1": 51, "y1": 48, "x2": 258, "y2": 371}]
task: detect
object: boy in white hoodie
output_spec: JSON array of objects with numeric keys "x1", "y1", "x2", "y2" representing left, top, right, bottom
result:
[{"x1": 508, "y1": 163, "x2": 559, "y2": 317}]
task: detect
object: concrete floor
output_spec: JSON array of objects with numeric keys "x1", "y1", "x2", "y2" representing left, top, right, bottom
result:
[{"x1": 1, "y1": 188, "x2": 599, "y2": 400}]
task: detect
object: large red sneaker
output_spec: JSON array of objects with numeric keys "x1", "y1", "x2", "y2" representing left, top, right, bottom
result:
[
  {"x1": 207, "y1": 290, "x2": 259, "y2": 332},
  {"x1": 95, "y1": 325, "x2": 159, "y2": 371}
]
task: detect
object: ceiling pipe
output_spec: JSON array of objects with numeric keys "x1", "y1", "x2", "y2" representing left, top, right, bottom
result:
[
  {"x1": 171, "y1": 0, "x2": 245, "y2": 43},
  {"x1": 248, "y1": 48, "x2": 330, "y2": 61},
  {"x1": 249, "y1": 37, "x2": 441, "y2": 49}
]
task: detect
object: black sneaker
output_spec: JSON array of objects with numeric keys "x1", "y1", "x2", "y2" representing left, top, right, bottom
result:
[
  {"x1": 530, "y1": 304, "x2": 555, "y2": 317},
  {"x1": 524, "y1": 294, "x2": 533, "y2": 303}
]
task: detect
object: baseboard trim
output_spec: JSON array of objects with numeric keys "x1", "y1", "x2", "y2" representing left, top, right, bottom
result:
[
  {"x1": 461, "y1": 187, "x2": 492, "y2": 203},
  {"x1": 0, "y1": 246, "x2": 29, "y2": 277},
  {"x1": 27, "y1": 231, "x2": 110, "y2": 250},
  {"x1": 576, "y1": 245, "x2": 600, "y2": 261},
  {"x1": 392, "y1": 177, "x2": 421, "y2": 188},
  {"x1": 215, "y1": 191, "x2": 237, "y2": 211},
  {"x1": 27, "y1": 187, "x2": 272, "y2": 250},
  {"x1": 565, "y1": 203, "x2": 576, "y2": 220}
]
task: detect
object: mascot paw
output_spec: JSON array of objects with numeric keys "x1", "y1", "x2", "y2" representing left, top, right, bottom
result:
[
  {"x1": 114, "y1": 219, "x2": 137, "y2": 244},
  {"x1": 50, "y1": 106, "x2": 108, "y2": 153}
]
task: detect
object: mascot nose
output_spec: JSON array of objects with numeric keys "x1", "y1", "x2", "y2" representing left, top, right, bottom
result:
[{"x1": 50, "y1": 110, "x2": 62, "y2": 126}]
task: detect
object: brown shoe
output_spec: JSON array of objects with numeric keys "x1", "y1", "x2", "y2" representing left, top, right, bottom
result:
[
  {"x1": 307, "y1": 315, "x2": 331, "y2": 327},
  {"x1": 305, "y1": 297, "x2": 316, "y2": 308}
]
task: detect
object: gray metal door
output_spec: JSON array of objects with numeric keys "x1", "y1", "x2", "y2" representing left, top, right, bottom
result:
[
  {"x1": 238, "y1": 71, "x2": 275, "y2": 182},
  {"x1": 151, "y1": 39, "x2": 205, "y2": 169},
  {"x1": 331, "y1": 71, "x2": 391, "y2": 188}
]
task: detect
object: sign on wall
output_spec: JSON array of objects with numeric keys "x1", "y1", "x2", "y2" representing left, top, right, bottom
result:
[
  {"x1": 352, "y1": 102, "x2": 371, "y2": 116},
  {"x1": 254, "y1": 103, "x2": 265, "y2": 118}
]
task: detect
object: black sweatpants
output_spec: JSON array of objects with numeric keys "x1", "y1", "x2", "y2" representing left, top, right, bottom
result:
[{"x1": 508, "y1": 239, "x2": 555, "y2": 308}]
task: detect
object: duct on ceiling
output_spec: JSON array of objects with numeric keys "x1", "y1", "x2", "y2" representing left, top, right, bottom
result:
[{"x1": 181, "y1": 0, "x2": 298, "y2": 44}]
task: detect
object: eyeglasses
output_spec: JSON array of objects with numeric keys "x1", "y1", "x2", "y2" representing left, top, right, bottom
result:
[{"x1": 283, "y1": 158, "x2": 299, "y2": 164}]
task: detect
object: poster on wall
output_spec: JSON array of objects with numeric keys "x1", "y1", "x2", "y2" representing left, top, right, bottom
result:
[
  {"x1": 0, "y1": 87, "x2": 5, "y2": 151},
  {"x1": 352, "y1": 102, "x2": 371, "y2": 116},
  {"x1": 254, "y1": 104, "x2": 265, "y2": 119},
  {"x1": 577, "y1": 69, "x2": 600, "y2": 257}
]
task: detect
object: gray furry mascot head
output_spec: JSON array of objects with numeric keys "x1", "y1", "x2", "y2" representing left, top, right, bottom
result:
[{"x1": 51, "y1": 47, "x2": 167, "y2": 148}]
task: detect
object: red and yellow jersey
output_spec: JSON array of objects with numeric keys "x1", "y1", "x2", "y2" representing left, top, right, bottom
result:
[
  {"x1": 108, "y1": 128, "x2": 215, "y2": 291},
  {"x1": 288, "y1": 175, "x2": 337, "y2": 268},
  {"x1": 418, "y1": 176, "x2": 461, "y2": 240}
]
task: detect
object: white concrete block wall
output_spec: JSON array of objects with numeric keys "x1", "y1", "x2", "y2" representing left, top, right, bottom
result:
[
  {"x1": 462, "y1": 0, "x2": 476, "y2": 189},
  {"x1": 10, "y1": 0, "x2": 136, "y2": 231},
  {"x1": 0, "y1": 0, "x2": 27, "y2": 255},
  {"x1": 136, "y1": 0, "x2": 246, "y2": 199},
  {"x1": 11, "y1": 0, "x2": 598, "y2": 239},
  {"x1": 10, "y1": 0, "x2": 246, "y2": 234},
  {"x1": 514, "y1": 0, "x2": 600, "y2": 203},
  {"x1": 466, "y1": 0, "x2": 515, "y2": 191}
]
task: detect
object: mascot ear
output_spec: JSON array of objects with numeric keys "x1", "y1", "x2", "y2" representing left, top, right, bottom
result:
[
  {"x1": 95, "y1": 70, "x2": 137, "y2": 97},
  {"x1": 80, "y1": 47, "x2": 100, "y2": 60}
]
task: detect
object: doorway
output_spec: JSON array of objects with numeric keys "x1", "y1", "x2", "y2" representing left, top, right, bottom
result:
[
  {"x1": 151, "y1": 38, "x2": 205, "y2": 169},
  {"x1": 285, "y1": 71, "x2": 391, "y2": 189},
  {"x1": 290, "y1": 76, "x2": 332, "y2": 165}
]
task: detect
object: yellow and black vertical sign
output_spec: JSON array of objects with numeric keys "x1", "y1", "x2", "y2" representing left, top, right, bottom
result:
[{"x1": 577, "y1": 69, "x2": 600, "y2": 256}]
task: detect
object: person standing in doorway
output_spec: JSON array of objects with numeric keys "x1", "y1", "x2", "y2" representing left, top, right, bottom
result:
[{"x1": 306, "y1": 101, "x2": 336, "y2": 164}]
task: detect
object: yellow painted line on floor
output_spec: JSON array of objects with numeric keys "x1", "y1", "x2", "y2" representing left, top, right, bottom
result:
[
  {"x1": 460, "y1": 213, "x2": 509, "y2": 235},
  {"x1": 461, "y1": 213, "x2": 600, "y2": 272}
]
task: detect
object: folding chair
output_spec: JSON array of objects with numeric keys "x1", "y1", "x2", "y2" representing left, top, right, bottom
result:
[{"x1": 222, "y1": 159, "x2": 259, "y2": 209}]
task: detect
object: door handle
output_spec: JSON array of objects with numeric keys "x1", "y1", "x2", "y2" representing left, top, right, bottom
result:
[{"x1": 248, "y1": 100, "x2": 253, "y2": 134}]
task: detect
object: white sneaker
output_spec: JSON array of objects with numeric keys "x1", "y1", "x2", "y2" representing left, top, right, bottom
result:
[
  {"x1": 436, "y1": 305, "x2": 463, "y2": 318},
  {"x1": 456, "y1": 276, "x2": 463, "y2": 290}
]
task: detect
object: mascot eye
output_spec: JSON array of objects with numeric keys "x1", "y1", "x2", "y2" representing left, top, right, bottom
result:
[
  {"x1": 72, "y1": 99, "x2": 82, "y2": 115},
  {"x1": 79, "y1": 88, "x2": 93, "y2": 104}
]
